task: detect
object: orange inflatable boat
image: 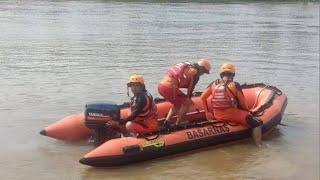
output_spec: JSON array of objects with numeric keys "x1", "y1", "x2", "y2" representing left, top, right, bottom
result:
[{"x1": 40, "y1": 83, "x2": 287, "y2": 167}]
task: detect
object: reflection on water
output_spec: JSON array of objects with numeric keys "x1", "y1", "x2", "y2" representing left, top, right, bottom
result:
[{"x1": 0, "y1": 0, "x2": 319, "y2": 179}]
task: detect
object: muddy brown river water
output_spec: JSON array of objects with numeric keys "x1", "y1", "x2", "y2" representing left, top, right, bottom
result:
[{"x1": 0, "y1": 1, "x2": 319, "y2": 179}]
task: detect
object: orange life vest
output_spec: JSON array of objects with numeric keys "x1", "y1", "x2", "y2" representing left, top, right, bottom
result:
[
  {"x1": 211, "y1": 81, "x2": 238, "y2": 109},
  {"x1": 167, "y1": 62, "x2": 194, "y2": 88},
  {"x1": 130, "y1": 92, "x2": 157, "y2": 122}
]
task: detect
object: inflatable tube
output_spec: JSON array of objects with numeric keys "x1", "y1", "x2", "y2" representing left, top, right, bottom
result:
[
  {"x1": 78, "y1": 84, "x2": 287, "y2": 167},
  {"x1": 40, "y1": 113, "x2": 91, "y2": 141}
]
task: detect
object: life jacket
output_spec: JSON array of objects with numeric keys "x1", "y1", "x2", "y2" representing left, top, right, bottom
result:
[
  {"x1": 167, "y1": 62, "x2": 194, "y2": 88},
  {"x1": 130, "y1": 92, "x2": 157, "y2": 122},
  {"x1": 211, "y1": 80, "x2": 238, "y2": 109}
]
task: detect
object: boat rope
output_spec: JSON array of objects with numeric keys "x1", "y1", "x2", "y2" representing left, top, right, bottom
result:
[
  {"x1": 139, "y1": 132, "x2": 160, "y2": 141},
  {"x1": 250, "y1": 85, "x2": 269, "y2": 109},
  {"x1": 248, "y1": 84, "x2": 283, "y2": 117}
]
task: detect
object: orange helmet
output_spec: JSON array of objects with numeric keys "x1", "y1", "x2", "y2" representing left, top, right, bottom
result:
[
  {"x1": 219, "y1": 62, "x2": 235, "y2": 74},
  {"x1": 127, "y1": 73, "x2": 144, "y2": 87},
  {"x1": 197, "y1": 58, "x2": 211, "y2": 74}
]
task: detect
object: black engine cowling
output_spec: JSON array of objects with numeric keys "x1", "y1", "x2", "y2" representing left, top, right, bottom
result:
[{"x1": 84, "y1": 102, "x2": 121, "y2": 146}]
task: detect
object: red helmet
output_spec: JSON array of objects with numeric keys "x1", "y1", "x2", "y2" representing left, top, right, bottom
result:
[{"x1": 197, "y1": 59, "x2": 211, "y2": 74}]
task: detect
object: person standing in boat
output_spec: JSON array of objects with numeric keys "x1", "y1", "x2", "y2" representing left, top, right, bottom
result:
[
  {"x1": 158, "y1": 59, "x2": 211, "y2": 126},
  {"x1": 200, "y1": 62, "x2": 263, "y2": 146},
  {"x1": 108, "y1": 74, "x2": 158, "y2": 137}
]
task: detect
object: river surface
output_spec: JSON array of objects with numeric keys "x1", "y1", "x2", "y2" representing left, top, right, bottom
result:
[{"x1": 0, "y1": 0, "x2": 319, "y2": 179}]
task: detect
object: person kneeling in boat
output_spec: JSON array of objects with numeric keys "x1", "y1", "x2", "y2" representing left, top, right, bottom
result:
[
  {"x1": 108, "y1": 74, "x2": 158, "y2": 137},
  {"x1": 200, "y1": 62, "x2": 263, "y2": 146},
  {"x1": 158, "y1": 59, "x2": 211, "y2": 127}
]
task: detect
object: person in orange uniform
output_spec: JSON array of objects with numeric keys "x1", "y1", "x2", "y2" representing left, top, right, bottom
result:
[
  {"x1": 158, "y1": 59, "x2": 211, "y2": 126},
  {"x1": 108, "y1": 74, "x2": 158, "y2": 137},
  {"x1": 200, "y1": 62, "x2": 263, "y2": 146}
]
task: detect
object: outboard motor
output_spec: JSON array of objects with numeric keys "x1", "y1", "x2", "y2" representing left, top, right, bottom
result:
[{"x1": 84, "y1": 102, "x2": 121, "y2": 146}]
